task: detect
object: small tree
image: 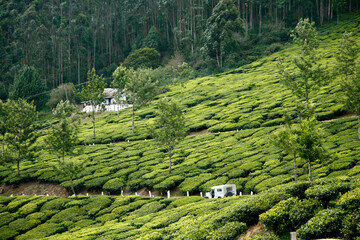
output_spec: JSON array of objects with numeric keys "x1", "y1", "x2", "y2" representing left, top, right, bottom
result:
[
  {"x1": 335, "y1": 32, "x2": 360, "y2": 139},
  {"x1": 112, "y1": 65, "x2": 130, "y2": 118},
  {"x1": 126, "y1": 68, "x2": 157, "y2": 136},
  {"x1": 278, "y1": 18, "x2": 329, "y2": 116},
  {"x1": 270, "y1": 115, "x2": 300, "y2": 183},
  {"x1": 7, "y1": 99, "x2": 37, "y2": 175},
  {"x1": 173, "y1": 62, "x2": 193, "y2": 100},
  {"x1": 47, "y1": 100, "x2": 79, "y2": 162},
  {"x1": 295, "y1": 118, "x2": 327, "y2": 182},
  {"x1": 54, "y1": 159, "x2": 83, "y2": 197},
  {"x1": 150, "y1": 99, "x2": 187, "y2": 174},
  {"x1": 47, "y1": 100, "x2": 80, "y2": 196},
  {"x1": 78, "y1": 68, "x2": 106, "y2": 138}
]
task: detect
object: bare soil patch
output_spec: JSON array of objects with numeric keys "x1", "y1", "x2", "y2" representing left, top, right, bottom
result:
[
  {"x1": 239, "y1": 223, "x2": 265, "y2": 239},
  {"x1": 0, "y1": 182, "x2": 69, "y2": 197},
  {"x1": 189, "y1": 129, "x2": 210, "y2": 136}
]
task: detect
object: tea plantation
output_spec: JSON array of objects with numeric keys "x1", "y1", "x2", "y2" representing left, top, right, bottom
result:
[{"x1": 1, "y1": 14, "x2": 360, "y2": 239}]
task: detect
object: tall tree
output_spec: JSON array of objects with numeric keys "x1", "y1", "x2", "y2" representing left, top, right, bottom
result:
[
  {"x1": 125, "y1": 68, "x2": 157, "y2": 136},
  {"x1": 150, "y1": 99, "x2": 187, "y2": 174},
  {"x1": 278, "y1": 18, "x2": 328, "y2": 117},
  {"x1": 78, "y1": 68, "x2": 106, "y2": 138},
  {"x1": 9, "y1": 65, "x2": 47, "y2": 108},
  {"x1": 47, "y1": 100, "x2": 80, "y2": 196},
  {"x1": 7, "y1": 99, "x2": 37, "y2": 176},
  {"x1": 202, "y1": 0, "x2": 242, "y2": 69}
]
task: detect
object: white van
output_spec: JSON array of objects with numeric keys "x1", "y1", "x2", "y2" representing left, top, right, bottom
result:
[{"x1": 204, "y1": 184, "x2": 236, "y2": 198}]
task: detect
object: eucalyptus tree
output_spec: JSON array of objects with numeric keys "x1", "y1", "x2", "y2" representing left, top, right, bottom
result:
[
  {"x1": 150, "y1": 99, "x2": 187, "y2": 174},
  {"x1": 78, "y1": 68, "x2": 106, "y2": 138},
  {"x1": 202, "y1": 0, "x2": 242, "y2": 69}
]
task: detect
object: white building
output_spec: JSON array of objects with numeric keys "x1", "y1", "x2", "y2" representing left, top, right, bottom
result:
[{"x1": 82, "y1": 88, "x2": 132, "y2": 113}]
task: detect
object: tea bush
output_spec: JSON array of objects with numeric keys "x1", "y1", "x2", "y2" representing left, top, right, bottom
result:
[{"x1": 297, "y1": 208, "x2": 343, "y2": 240}]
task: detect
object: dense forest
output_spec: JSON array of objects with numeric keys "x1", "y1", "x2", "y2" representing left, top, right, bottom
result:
[{"x1": 0, "y1": 0, "x2": 359, "y2": 100}]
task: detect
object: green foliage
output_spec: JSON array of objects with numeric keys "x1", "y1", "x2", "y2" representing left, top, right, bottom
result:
[
  {"x1": 260, "y1": 197, "x2": 298, "y2": 234},
  {"x1": 78, "y1": 68, "x2": 107, "y2": 138},
  {"x1": 297, "y1": 208, "x2": 343, "y2": 240},
  {"x1": 9, "y1": 65, "x2": 47, "y2": 108},
  {"x1": 143, "y1": 26, "x2": 160, "y2": 51},
  {"x1": 47, "y1": 84, "x2": 76, "y2": 109},
  {"x1": 6, "y1": 99, "x2": 38, "y2": 175},
  {"x1": 278, "y1": 18, "x2": 329, "y2": 115},
  {"x1": 103, "y1": 178, "x2": 126, "y2": 192},
  {"x1": 150, "y1": 99, "x2": 187, "y2": 174},
  {"x1": 0, "y1": 225, "x2": 18, "y2": 240},
  {"x1": 15, "y1": 223, "x2": 66, "y2": 240},
  {"x1": 202, "y1": 0, "x2": 242, "y2": 69},
  {"x1": 123, "y1": 48, "x2": 160, "y2": 70},
  {"x1": 305, "y1": 179, "x2": 351, "y2": 204}
]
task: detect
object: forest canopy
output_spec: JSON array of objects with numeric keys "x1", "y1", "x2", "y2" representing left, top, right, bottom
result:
[{"x1": 0, "y1": 0, "x2": 359, "y2": 101}]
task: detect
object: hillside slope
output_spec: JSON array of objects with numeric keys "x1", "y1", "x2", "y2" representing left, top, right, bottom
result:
[
  {"x1": 0, "y1": 13, "x2": 360, "y2": 240},
  {"x1": 1, "y1": 15, "x2": 359, "y2": 196}
]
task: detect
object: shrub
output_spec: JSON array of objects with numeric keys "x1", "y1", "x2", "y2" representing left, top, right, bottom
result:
[
  {"x1": 130, "y1": 201, "x2": 165, "y2": 217},
  {"x1": 103, "y1": 178, "x2": 126, "y2": 192},
  {"x1": 8, "y1": 217, "x2": 41, "y2": 233},
  {"x1": 245, "y1": 233, "x2": 280, "y2": 240},
  {"x1": 297, "y1": 208, "x2": 343, "y2": 240},
  {"x1": 259, "y1": 197, "x2": 298, "y2": 234},
  {"x1": 337, "y1": 187, "x2": 360, "y2": 211},
  {"x1": 49, "y1": 206, "x2": 87, "y2": 224},
  {"x1": 153, "y1": 175, "x2": 185, "y2": 191},
  {"x1": 289, "y1": 199, "x2": 322, "y2": 229},
  {"x1": 0, "y1": 226, "x2": 18, "y2": 240},
  {"x1": 208, "y1": 221, "x2": 247, "y2": 240},
  {"x1": 341, "y1": 210, "x2": 360, "y2": 240},
  {"x1": 16, "y1": 202, "x2": 39, "y2": 218},
  {"x1": 15, "y1": 223, "x2": 66, "y2": 240},
  {"x1": 40, "y1": 198, "x2": 70, "y2": 212},
  {"x1": 0, "y1": 212, "x2": 15, "y2": 227},
  {"x1": 123, "y1": 47, "x2": 161, "y2": 69},
  {"x1": 169, "y1": 196, "x2": 204, "y2": 208},
  {"x1": 305, "y1": 181, "x2": 351, "y2": 204}
]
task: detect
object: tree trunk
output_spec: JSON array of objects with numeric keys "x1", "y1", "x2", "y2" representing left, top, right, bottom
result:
[
  {"x1": 132, "y1": 105, "x2": 135, "y2": 136},
  {"x1": 17, "y1": 159, "x2": 20, "y2": 176},
  {"x1": 92, "y1": 109, "x2": 96, "y2": 138},
  {"x1": 293, "y1": 154, "x2": 297, "y2": 183},
  {"x1": 308, "y1": 162, "x2": 312, "y2": 182},
  {"x1": 70, "y1": 177, "x2": 77, "y2": 197},
  {"x1": 168, "y1": 148, "x2": 172, "y2": 174},
  {"x1": 2, "y1": 136, "x2": 4, "y2": 158}
]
